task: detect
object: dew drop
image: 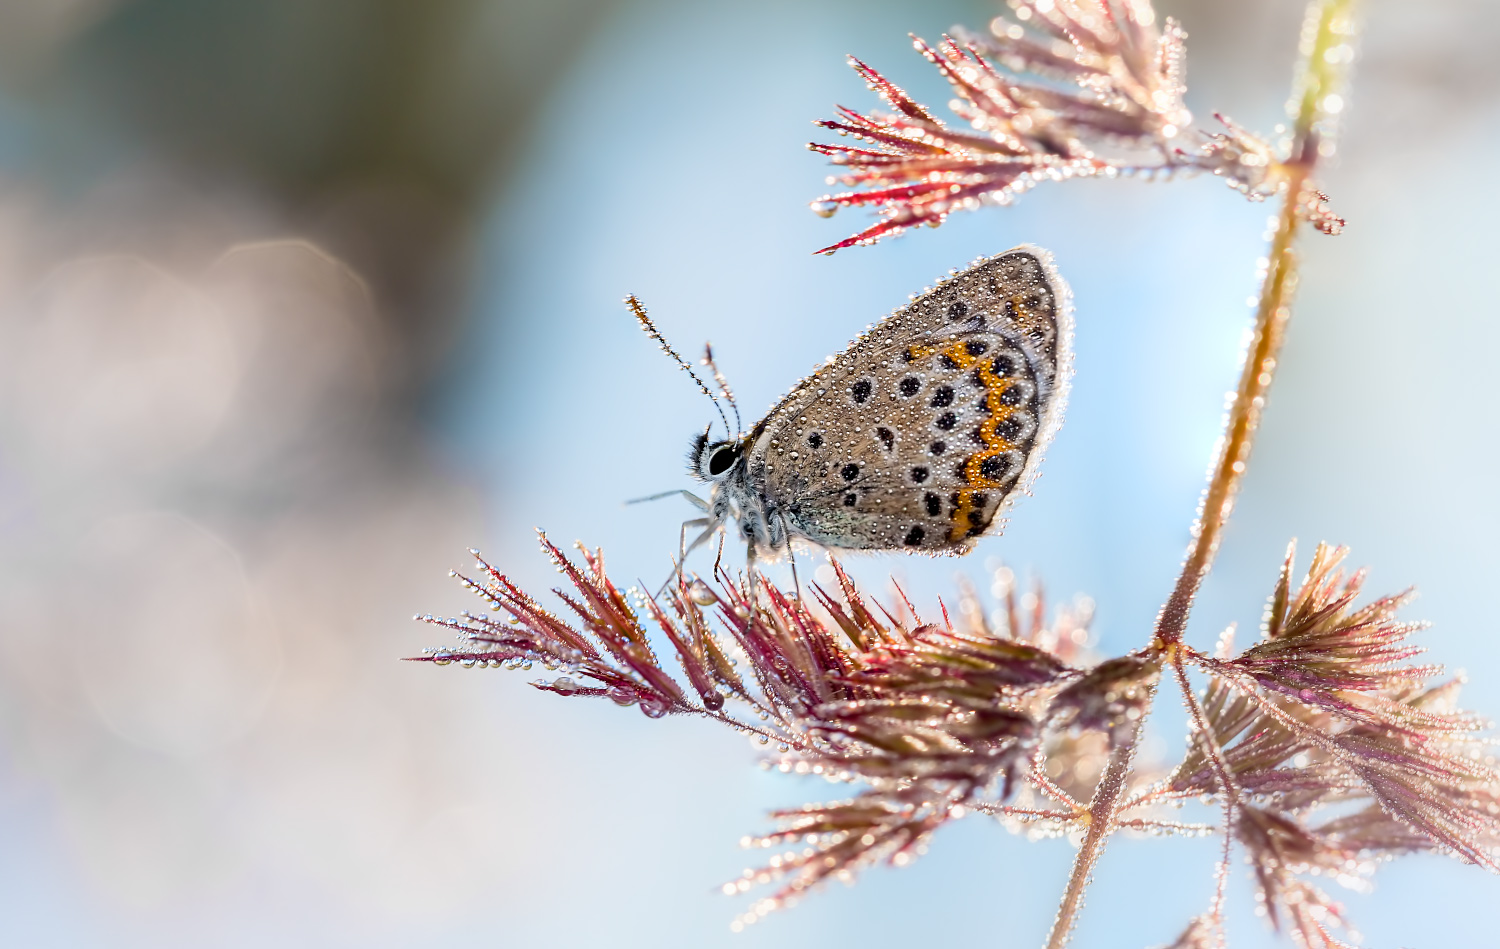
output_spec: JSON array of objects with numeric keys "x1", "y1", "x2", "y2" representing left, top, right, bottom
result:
[{"x1": 688, "y1": 579, "x2": 718, "y2": 605}]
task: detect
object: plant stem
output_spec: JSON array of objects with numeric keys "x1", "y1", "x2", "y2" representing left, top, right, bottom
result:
[
  {"x1": 1173, "y1": 653, "x2": 1244, "y2": 929},
  {"x1": 1043, "y1": 680, "x2": 1156, "y2": 949},
  {"x1": 1041, "y1": 1, "x2": 1357, "y2": 945},
  {"x1": 1155, "y1": 0, "x2": 1355, "y2": 646}
]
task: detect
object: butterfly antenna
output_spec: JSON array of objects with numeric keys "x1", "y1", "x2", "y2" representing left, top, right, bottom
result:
[
  {"x1": 626, "y1": 295, "x2": 732, "y2": 438},
  {"x1": 702, "y1": 343, "x2": 742, "y2": 437}
]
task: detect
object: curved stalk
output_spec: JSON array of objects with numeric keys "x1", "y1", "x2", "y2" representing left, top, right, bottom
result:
[{"x1": 1042, "y1": 2, "x2": 1358, "y2": 945}]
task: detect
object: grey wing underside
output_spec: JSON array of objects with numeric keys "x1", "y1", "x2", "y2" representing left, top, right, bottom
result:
[{"x1": 746, "y1": 246, "x2": 1072, "y2": 554}]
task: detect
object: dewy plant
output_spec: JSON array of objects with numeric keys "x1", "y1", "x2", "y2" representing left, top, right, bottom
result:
[{"x1": 412, "y1": 2, "x2": 1499, "y2": 946}]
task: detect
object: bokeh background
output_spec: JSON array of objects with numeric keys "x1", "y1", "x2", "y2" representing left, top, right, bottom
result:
[{"x1": 0, "y1": 0, "x2": 1496, "y2": 946}]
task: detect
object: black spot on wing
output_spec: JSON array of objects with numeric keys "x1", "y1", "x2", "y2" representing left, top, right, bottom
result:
[{"x1": 980, "y1": 455, "x2": 1011, "y2": 480}]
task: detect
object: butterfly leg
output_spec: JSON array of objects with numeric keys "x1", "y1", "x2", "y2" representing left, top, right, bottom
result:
[
  {"x1": 680, "y1": 519, "x2": 719, "y2": 562},
  {"x1": 676, "y1": 518, "x2": 692, "y2": 568},
  {"x1": 626, "y1": 489, "x2": 709, "y2": 511},
  {"x1": 653, "y1": 517, "x2": 716, "y2": 599},
  {"x1": 744, "y1": 542, "x2": 760, "y2": 607},
  {"x1": 776, "y1": 511, "x2": 801, "y2": 605}
]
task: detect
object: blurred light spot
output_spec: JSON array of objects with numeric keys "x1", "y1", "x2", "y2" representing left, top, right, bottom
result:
[
  {"x1": 7, "y1": 256, "x2": 238, "y2": 476},
  {"x1": 71, "y1": 510, "x2": 281, "y2": 756},
  {"x1": 204, "y1": 240, "x2": 379, "y2": 472}
]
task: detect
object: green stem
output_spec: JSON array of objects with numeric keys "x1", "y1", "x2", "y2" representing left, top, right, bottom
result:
[{"x1": 1041, "y1": 1, "x2": 1357, "y2": 945}]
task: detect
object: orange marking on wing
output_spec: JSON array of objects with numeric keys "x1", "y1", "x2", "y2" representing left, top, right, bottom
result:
[{"x1": 907, "y1": 338, "x2": 1020, "y2": 541}]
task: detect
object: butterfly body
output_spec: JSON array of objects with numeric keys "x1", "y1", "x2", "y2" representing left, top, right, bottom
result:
[{"x1": 690, "y1": 245, "x2": 1071, "y2": 559}]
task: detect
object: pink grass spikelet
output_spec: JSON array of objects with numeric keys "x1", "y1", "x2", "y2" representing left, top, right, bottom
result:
[
  {"x1": 1150, "y1": 541, "x2": 1500, "y2": 943},
  {"x1": 807, "y1": 0, "x2": 1345, "y2": 254},
  {"x1": 414, "y1": 538, "x2": 1125, "y2": 914}
]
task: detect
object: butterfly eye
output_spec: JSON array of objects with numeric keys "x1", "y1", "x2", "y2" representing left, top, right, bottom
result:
[{"x1": 707, "y1": 445, "x2": 738, "y2": 476}]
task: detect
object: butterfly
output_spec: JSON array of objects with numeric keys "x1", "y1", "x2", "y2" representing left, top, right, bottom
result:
[{"x1": 630, "y1": 245, "x2": 1072, "y2": 576}]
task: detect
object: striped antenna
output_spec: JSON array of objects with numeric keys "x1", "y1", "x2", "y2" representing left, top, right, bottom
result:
[
  {"x1": 626, "y1": 295, "x2": 732, "y2": 439},
  {"x1": 702, "y1": 343, "x2": 742, "y2": 437}
]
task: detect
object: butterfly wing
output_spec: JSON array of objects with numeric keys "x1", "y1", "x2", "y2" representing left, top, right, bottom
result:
[{"x1": 744, "y1": 246, "x2": 1071, "y2": 555}]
